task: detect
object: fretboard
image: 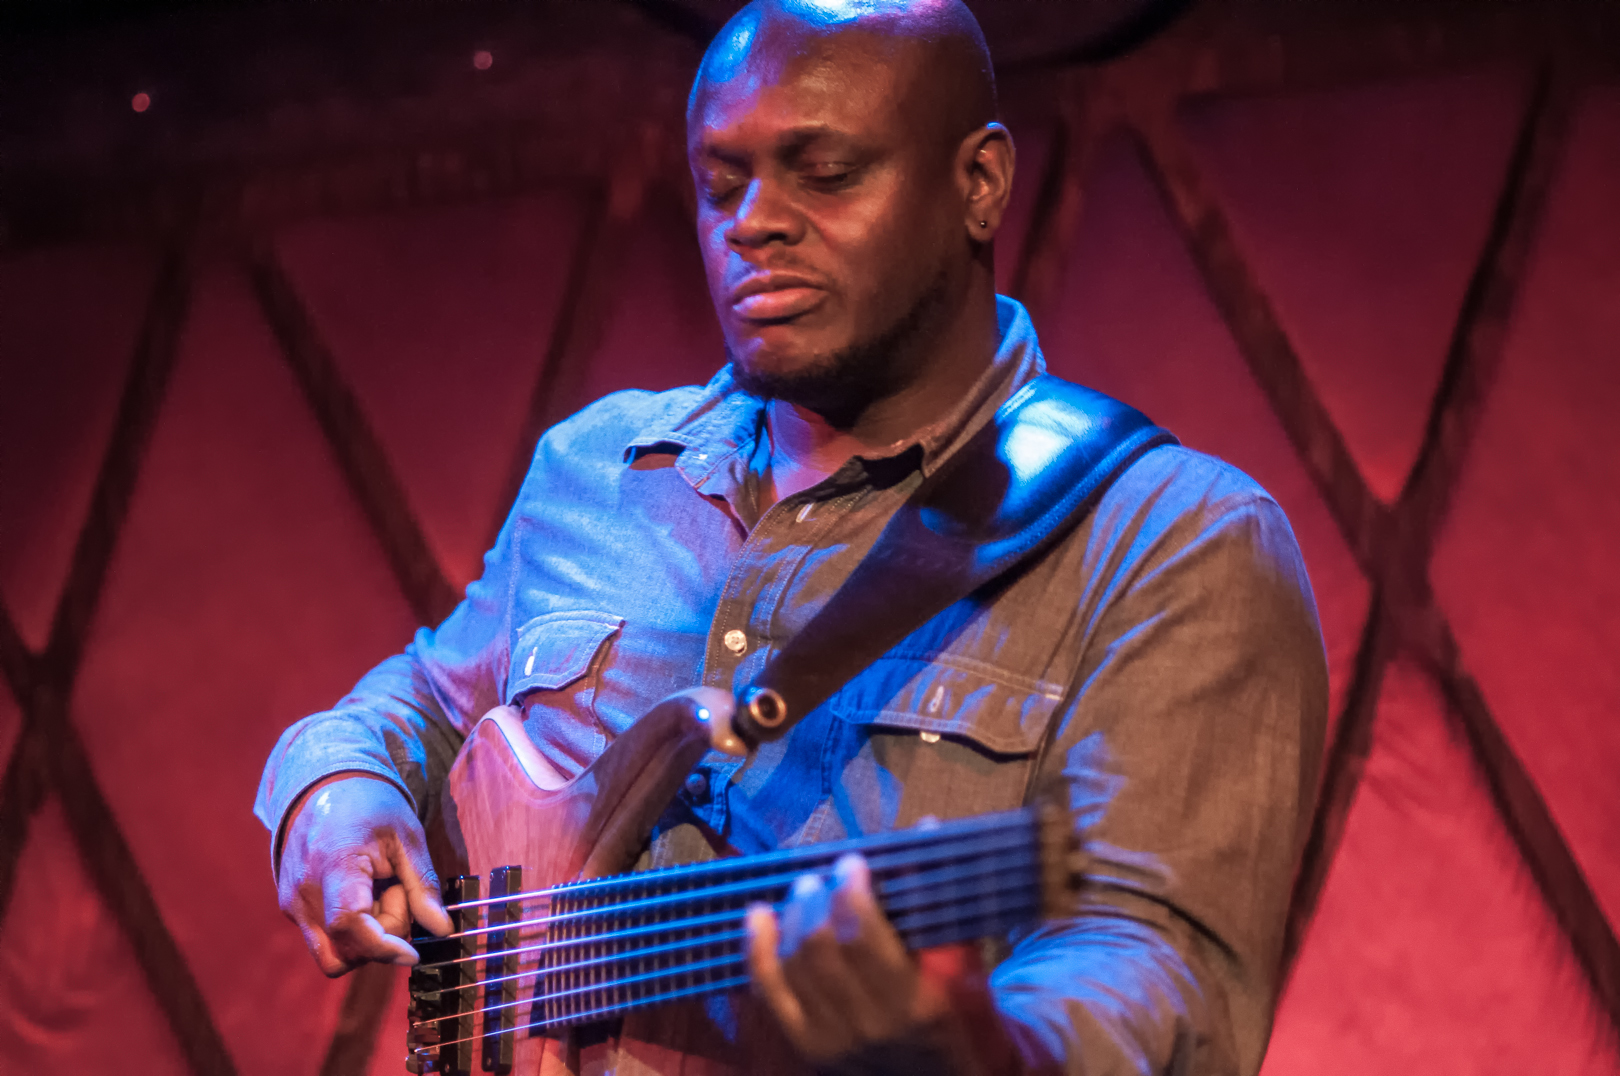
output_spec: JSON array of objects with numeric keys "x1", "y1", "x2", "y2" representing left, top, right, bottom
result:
[{"x1": 406, "y1": 805, "x2": 1061, "y2": 1074}]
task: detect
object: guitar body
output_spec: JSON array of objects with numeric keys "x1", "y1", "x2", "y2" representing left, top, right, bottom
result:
[
  {"x1": 425, "y1": 689, "x2": 733, "y2": 1075},
  {"x1": 408, "y1": 690, "x2": 1071, "y2": 1076},
  {"x1": 443, "y1": 691, "x2": 727, "y2": 890}
]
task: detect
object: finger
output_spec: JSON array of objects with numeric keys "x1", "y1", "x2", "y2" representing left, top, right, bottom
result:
[
  {"x1": 746, "y1": 903, "x2": 810, "y2": 1049},
  {"x1": 829, "y1": 855, "x2": 897, "y2": 948},
  {"x1": 295, "y1": 881, "x2": 408, "y2": 976},
  {"x1": 830, "y1": 854, "x2": 912, "y2": 991},
  {"x1": 283, "y1": 870, "x2": 358, "y2": 977},
  {"x1": 335, "y1": 911, "x2": 420, "y2": 968},
  {"x1": 374, "y1": 878, "x2": 411, "y2": 938},
  {"x1": 778, "y1": 875, "x2": 862, "y2": 1049},
  {"x1": 389, "y1": 821, "x2": 452, "y2": 938},
  {"x1": 323, "y1": 856, "x2": 419, "y2": 967},
  {"x1": 914, "y1": 943, "x2": 979, "y2": 1021},
  {"x1": 828, "y1": 855, "x2": 933, "y2": 1041},
  {"x1": 780, "y1": 941, "x2": 859, "y2": 1054},
  {"x1": 777, "y1": 872, "x2": 832, "y2": 954},
  {"x1": 296, "y1": 917, "x2": 352, "y2": 978}
]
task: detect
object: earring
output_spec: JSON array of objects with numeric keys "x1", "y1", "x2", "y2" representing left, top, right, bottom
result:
[{"x1": 979, "y1": 220, "x2": 988, "y2": 228}]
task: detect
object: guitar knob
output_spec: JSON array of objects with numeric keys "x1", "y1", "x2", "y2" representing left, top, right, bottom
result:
[{"x1": 730, "y1": 684, "x2": 790, "y2": 749}]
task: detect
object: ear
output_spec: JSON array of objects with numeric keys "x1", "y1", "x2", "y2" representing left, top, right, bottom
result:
[{"x1": 957, "y1": 122, "x2": 1015, "y2": 241}]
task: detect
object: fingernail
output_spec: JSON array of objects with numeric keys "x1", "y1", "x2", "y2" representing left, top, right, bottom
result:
[
  {"x1": 791, "y1": 873, "x2": 823, "y2": 898},
  {"x1": 833, "y1": 854, "x2": 870, "y2": 890}
]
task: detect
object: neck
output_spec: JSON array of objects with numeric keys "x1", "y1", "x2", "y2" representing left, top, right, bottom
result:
[
  {"x1": 407, "y1": 805, "x2": 1055, "y2": 1066},
  {"x1": 764, "y1": 281, "x2": 1001, "y2": 506}
]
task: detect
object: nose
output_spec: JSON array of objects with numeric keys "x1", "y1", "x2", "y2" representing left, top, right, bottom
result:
[{"x1": 725, "y1": 176, "x2": 802, "y2": 251}]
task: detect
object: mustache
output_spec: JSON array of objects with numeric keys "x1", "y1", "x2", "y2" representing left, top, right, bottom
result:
[{"x1": 723, "y1": 260, "x2": 833, "y2": 297}]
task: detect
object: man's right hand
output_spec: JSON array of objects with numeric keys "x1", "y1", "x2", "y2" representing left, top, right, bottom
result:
[{"x1": 276, "y1": 772, "x2": 453, "y2": 977}]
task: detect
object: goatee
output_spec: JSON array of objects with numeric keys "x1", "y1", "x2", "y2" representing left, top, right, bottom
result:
[{"x1": 730, "y1": 269, "x2": 951, "y2": 428}]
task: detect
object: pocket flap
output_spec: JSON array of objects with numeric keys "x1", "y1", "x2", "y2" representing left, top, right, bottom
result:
[
  {"x1": 830, "y1": 655, "x2": 1063, "y2": 756},
  {"x1": 507, "y1": 611, "x2": 624, "y2": 704}
]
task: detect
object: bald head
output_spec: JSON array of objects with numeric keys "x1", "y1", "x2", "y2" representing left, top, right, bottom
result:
[
  {"x1": 685, "y1": 0, "x2": 1014, "y2": 425},
  {"x1": 690, "y1": 0, "x2": 996, "y2": 156}
]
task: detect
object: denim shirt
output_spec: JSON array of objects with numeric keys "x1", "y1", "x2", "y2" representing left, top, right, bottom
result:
[{"x1": 256, "y1": 296, "x2": 1327, "y2": 1076}]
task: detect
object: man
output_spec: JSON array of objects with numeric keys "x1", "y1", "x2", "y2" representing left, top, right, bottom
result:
[{"x1": 255, "y1": 1, "x2": 1328, "y2": 1073}]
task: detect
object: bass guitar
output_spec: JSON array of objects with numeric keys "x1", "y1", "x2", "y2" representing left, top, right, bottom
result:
[{"x1": 405, "y1": 688, "x2": 1082, "y2": 1075}]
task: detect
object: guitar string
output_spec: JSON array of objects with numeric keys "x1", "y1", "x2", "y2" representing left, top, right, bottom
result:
[
  {"x1": 437, "y1": 810, "x2": 1036, "y2": 913},
  {"x1": 414, "y1": 843, "x2": 1037, "y2": 984},
  {"x1": 414, "y1": 842, "x2": 1035, "y2": 1002},
  {"x1": 416, "y1": 908, "x2": 742, "y2": 973},
  {"x1": 506, "y1": 895, "x2": 1040, "y2": 1035},
  {"x1": 415, "y1": 839, "x2": 1037, "y2": 971},
  {"x1": 416, "y1": 951, "x2": 750, "y2": 1027},
  {"x1": 409, "y1": 889, "x2": 1041, "y2": 1030},
  {"x1": 415, "y1": 886, "x2": 1041, "y2": 1045},
  {"x1": 414, "y1": 842, "x2": 1023, "y2": 998},
  {"x1": 423, "y1": 821, "x2": 1034, "y2": 949},
  {"x1": 415, "y1": 974, "x2": 756, "y2": 1055},
  {"x1": 414, "y1": 927, "x2": 750, "y2": 1000},
  {"x1": 408, "y1": 877, "x2": 1040, "y2": 1028},
  {"x1": 429, "y1": 819, "x2": 1035, "y2": 947},
  {"x1": 408, "y1": 814, "x2": 1050, "y2": 1048}
]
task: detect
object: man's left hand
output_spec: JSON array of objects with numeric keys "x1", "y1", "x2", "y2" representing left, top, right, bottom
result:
[{"x1": 747, "y1": 852, "x2": 986, "y2": 1072}]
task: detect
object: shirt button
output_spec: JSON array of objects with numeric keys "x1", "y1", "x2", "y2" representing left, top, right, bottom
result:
[
  {"x1": 684, "y1": 771, "x2": 710, "y2": 800},
  {"x1": 723, "y1": 629, "x2": 748, "y2": 655}
]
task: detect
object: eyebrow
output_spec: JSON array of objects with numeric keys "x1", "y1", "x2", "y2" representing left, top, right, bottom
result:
[{"x1": 693, "y1": 124, "x2": 861, "y2": 166}]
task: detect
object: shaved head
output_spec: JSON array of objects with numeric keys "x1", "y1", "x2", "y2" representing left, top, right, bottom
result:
[
  {"x1": 686, "y1": 0, "x2": 1013, "y2": 423},
  {"x1": 691, "y1": 0, "x2": 997, "y2": 156}
]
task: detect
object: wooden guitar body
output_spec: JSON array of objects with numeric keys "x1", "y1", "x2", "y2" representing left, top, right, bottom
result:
[
  {"x1": 417, "y1": 689, "x2": 731, "y2": 1075},
  {"x1": 406, "y1": 690, "x2": 1073, "y2": 1076},
  {"x1": 444, "y1": 690, "x2": 728, "y2": 891}
]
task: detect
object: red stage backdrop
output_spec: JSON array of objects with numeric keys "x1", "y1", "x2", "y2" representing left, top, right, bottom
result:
[{"x1": 0, "y1": 2, "x2": 1616, "y2": 1073}]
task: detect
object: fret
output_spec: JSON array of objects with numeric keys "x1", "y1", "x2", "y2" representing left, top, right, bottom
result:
[
  {"x1": 562, "y1": 888, "x2": 578, "y2": 1023},
  {"x1": 527, "y1": 885, "x2": 553, "y2": 1035}
]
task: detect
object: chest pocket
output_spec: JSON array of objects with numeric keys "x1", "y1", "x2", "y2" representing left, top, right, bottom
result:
[
  {"x1": 507, "y1": 611, "x2": 625, "y2": 777},
  {"x1": 825, "y1": 654, "x2": 1064, "y2": 834}
]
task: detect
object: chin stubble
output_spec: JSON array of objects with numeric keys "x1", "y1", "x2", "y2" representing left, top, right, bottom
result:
[{"x1": 729, "y1": 267, "x2": 953, "y2": 427}]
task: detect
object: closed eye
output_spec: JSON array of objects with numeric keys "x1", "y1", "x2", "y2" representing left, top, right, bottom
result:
[
  {"x1": 701, "y1": 168, "x2": 748, "y2": 205},
  {"x1": 802, "y1": 162, "x2": 858, "y2": 190}
]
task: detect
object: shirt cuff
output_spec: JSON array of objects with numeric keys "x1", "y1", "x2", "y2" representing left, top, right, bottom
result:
[{"x1": 255, "y1": 703, "x2": 431, "y2": 868}]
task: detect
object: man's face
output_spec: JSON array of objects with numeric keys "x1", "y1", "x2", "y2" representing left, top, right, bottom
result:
[{"x1": 688, "y1": 27, "x2": 962, "y2": 411}]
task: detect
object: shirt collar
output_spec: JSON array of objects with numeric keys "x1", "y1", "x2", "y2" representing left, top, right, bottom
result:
[{"x1": 624, "y1": 294, "x2": 1047, "y2": 484}]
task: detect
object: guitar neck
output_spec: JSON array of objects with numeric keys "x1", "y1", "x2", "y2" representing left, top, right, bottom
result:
[{"x1": 408, "y1": 804, "x2": 1068, "y2": 1073}]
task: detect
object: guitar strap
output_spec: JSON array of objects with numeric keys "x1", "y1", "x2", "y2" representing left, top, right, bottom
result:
[{"x1": 734, "y1": 373, "x2": 1179, "y2": 746}]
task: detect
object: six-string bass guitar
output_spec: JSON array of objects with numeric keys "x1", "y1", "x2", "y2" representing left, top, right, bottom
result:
[{"x1": 404, "y1": 688, "x2": 1083, "y2": 1075}]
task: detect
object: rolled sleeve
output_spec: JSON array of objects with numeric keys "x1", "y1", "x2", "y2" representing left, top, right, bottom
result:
[{"x1": 251, "y1": 463, "x2": 530, "y2": 877}]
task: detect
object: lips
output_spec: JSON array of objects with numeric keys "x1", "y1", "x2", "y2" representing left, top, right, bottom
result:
[{"x1": 729, "y1": 273, "x2": 828, "y2": 321}]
